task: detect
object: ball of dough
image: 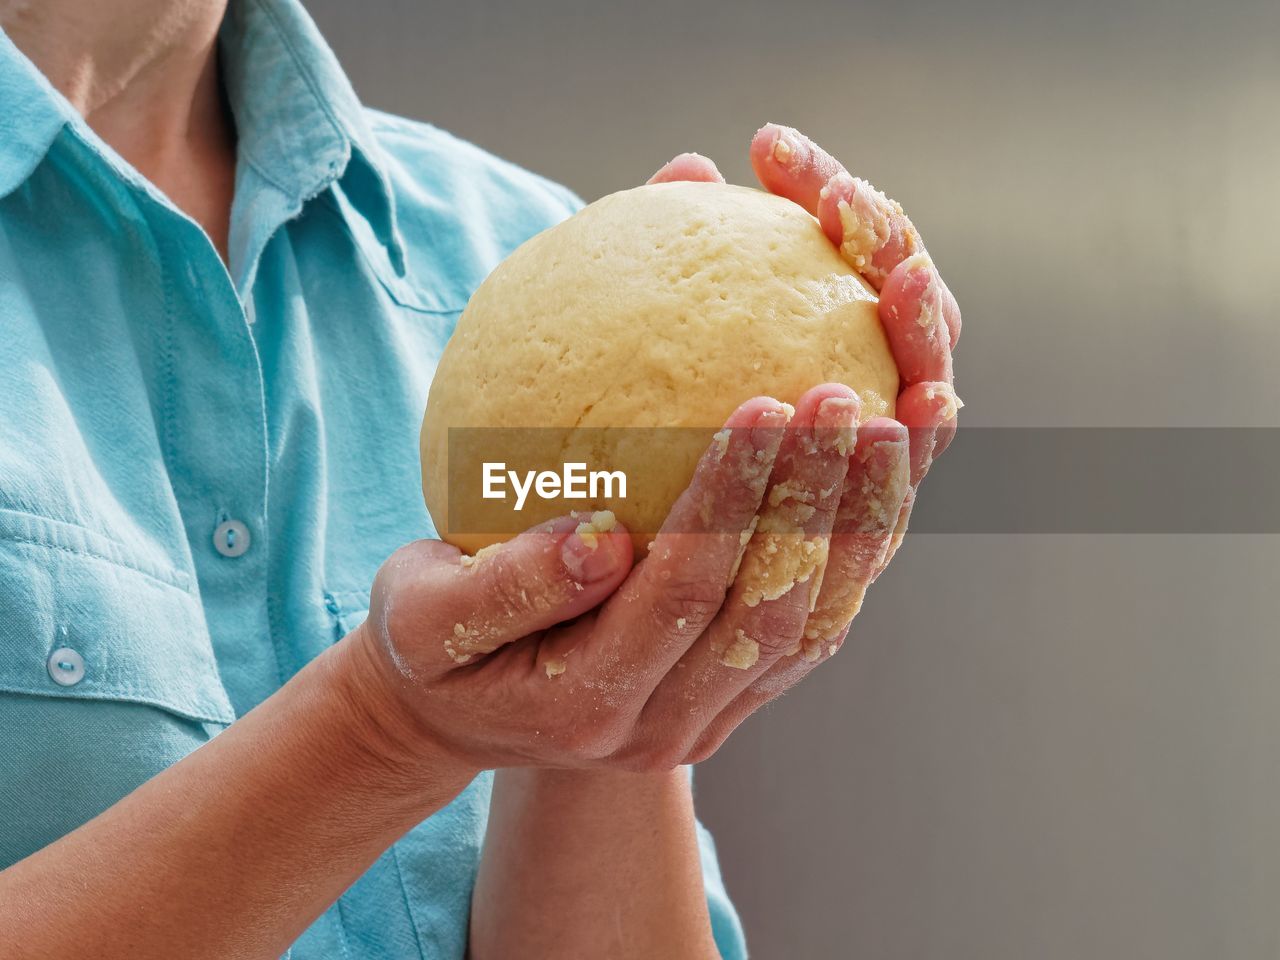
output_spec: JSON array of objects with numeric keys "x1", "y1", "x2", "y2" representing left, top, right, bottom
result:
[{"x1": 421, "y1": 181, "x2": 898, "y2": 555}]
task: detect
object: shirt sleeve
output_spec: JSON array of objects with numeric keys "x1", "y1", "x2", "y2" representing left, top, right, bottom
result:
[{"x1": 690, "y1": 767, "x2": 749, "y2": 958}]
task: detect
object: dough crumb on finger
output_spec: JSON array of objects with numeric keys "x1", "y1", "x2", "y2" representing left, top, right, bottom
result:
[
  {"x1": 735, "y1": 528, "x2": 829, "y2": 608},
  {"x1": 720, "y1": 629, "x2": 761, "y2": 669}
]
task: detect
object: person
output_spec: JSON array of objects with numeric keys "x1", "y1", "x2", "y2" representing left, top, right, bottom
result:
[{"x1": 0, "y1": 0, "x2": 961, "y2": 956}]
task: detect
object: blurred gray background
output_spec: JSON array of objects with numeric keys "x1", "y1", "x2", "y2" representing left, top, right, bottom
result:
[{"x1": 306, "y1": 1, "x2": 1280, "y2": 956}]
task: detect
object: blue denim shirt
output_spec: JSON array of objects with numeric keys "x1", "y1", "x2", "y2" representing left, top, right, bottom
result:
[{"x1": 0, "y1": 1, "x2": 746, "y2": 956}]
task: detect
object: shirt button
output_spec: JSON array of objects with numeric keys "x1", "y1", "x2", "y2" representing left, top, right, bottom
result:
[
  {"x1": 47, "y1": 647, "x2": 85, "y2": 687},
  {"x1": 213, "y1": 519, "x2": 252, "y2": 558}
]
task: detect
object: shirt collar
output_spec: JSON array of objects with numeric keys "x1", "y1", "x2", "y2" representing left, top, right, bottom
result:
[
  {"x1": 0, "y1": 27, "x2": 78, "y2": 199},
  {"x1": 0, "y1": 0, "x2": 406, "y2": 279},
  {"x1": 219, "y1": 0, "x2": 406, "y2": 281}
]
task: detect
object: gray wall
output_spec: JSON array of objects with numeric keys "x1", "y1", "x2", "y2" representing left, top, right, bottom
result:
[{"x1": 306, "y1": 1, "x2": 1280, "y2": 956}]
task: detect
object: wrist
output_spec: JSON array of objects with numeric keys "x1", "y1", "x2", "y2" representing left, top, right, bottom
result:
[
  {"x1": 492, "y1": 765, "x2": 692, "y2": 802},
  {"x1": 476, "y1": 765, "x2": 714, "y2": 960},
  {"x1": 322, "y1": 625, "x2": 479, "y2": 806}
]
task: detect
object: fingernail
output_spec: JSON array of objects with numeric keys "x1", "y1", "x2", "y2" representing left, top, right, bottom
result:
[
  {"x1": 831, "y1": 178, "x2": 884, "y2": 273},
  {"x1": 923, "y1": 383, "x2": 964, "y2": 421},
  {"x1": 815, "y1": 396, "x2": 860, "y2": 455},
  {"x1": 856, "y1": 418, "x2": 909, "y2": 461},
  {"x1": 561, "y1": 512, "x2": 622, "y2": 582},
  {"x1": 866, "y1": 432, "x2": 909, "y2": 459},
  {"x1": 867, "y1": 438, "x2": 910, "y2": 484},
  {"x1": 752, "y1": 403, "x2": 792, "y2": 430},
  {"x1": 749, "y1": 401, "x2": 792, "y2": 453},
  {"x1": 902, "y1": 251, "x2": 934, "y2": 278},
  {"x1": 826, "y1": 170, "x2": 856, "y2": 198}
]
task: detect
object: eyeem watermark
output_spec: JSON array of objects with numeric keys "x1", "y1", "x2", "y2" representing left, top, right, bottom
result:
[{"x1": 482, "y1": 462, "x2": 627, "y2": 511}]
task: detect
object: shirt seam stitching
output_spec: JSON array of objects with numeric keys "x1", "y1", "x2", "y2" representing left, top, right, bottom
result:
[
  {"x1": 225, "y1": 0, "x2": 349, "y2": 203},
  {"x1": 311, "y1": 191, "x2": 468, "y2": 316},
  {"x1": 0, "y1": 530, "x2": 192, "y2": 593},
  {"x1": 251, "y1": 0, "x2": 352, "y2": 181},
  {"x1": 239, "y1": 144, "x2": 296, "y2": 199},
  {"x1": 0, "y1": 685, "x2": 233, "y2": 726},
  {"x1": 330, "y1": 894, "x2": 355, "y2": 960},
  {"x1": 389, "y1": 843, "x2": 434, "y2": 957},
  {"x1": 158, "y1": 198, "x2": 181, "y2": 514}
]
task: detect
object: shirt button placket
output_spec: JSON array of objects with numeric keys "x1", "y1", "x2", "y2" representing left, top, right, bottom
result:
[{"x1": 157, "y1": 209, "x2": 274, "y2": 706}]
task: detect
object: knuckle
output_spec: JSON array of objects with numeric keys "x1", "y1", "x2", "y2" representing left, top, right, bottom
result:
[
  {"x1": 376, "y1": 540, "x2": 445, "y2": 593},
  {"x1": 379, "y1": 540, "x2": 464, "y2": 602},
  {"x1": 563, "y1": 711, "x2": 625, "y2": 761},
  {"x1": 648, "y1": 572, "x2": 725, "y2": 634},
  {"x1": 371, "y1": 541, "x2": 457, "y2": 641},
  {"x1": 748, "y1": 600, "x2": 810, "y2": 657}
]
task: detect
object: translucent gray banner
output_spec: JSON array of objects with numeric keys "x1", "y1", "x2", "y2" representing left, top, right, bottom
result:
[
  {"x1": 437, "y1": 427, "x2": 1280, "y2": 536},
  {"x1": 911, "y1": 427, "x2": 1280, "y2": 533}
]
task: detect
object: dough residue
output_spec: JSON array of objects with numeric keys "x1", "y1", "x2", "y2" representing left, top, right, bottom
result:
[
  {"x1": 574, "y1": 510, "x2": 618, "y2": 550},
  {"x1": 736, "y1": 527, "x2": 830, "y2": 608},
  {"x1": 720, "y1": 629, "x2": 761, "y2": 670}
]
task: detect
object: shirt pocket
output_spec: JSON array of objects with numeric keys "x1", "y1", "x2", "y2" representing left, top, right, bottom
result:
[
  {"x1": 0, "y1": 508, "x2": 233, "y2": 723},
  {"x1": 0, "y1": 509, "x2": 234, "y2": 866}
]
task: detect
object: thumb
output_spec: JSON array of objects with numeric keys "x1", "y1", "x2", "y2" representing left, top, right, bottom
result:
[{"x1": 378, "y1": 513, "x2": 632, "y2": 668}]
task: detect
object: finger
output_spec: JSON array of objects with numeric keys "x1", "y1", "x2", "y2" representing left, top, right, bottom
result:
[
  {"x1": 800, "y1": 418, "x2": 910, "y2": 657},
  {"x1": 712, "y1": 387, "x2": 857, "y2": 654},
  {"x1": 682, "y1": 643, "x2": 834, "y2": 765},
  {"x1": 749, "y1": 123, "x2": 846, "y2": 214},
  {"x1": 688, "y1": 429, "x2": 912, "y2": 761},
  {"x1": 647, "y1": 152, "x2": 726, "y2": 185},
  {"x1": 672, "y1": 421, "x2": 912, "y2": 767},
  {"x1": 381, "y1": 515, "x2": 632, "y2": 669},
  {"x1": 749, "y1": 124, "x2": 962, "y2": 461},
  {"x1": 815, "y1": 172, "x2": 923, "y2": 289},
  {"x1": 898, "y1": 381, "x2": 962, "y2": 486},
  {"x1": 879, "y1": 254, "x2": 959, "y2": 384},
  {"x1": 581, "y1": 396, "x2": 792, "y2": 685},
  {"x1": 530, "y1": 613, "x2": 597, "y2": 684},
  {"x1": 871, "y1": 384, "x2": 962, "y2": 581},
  {"x1": 628, "y1": 386, "x2": 859, "y2": 754},
  {"x1": 873, "y1": 487, "x2": 915, "y2": 582}
]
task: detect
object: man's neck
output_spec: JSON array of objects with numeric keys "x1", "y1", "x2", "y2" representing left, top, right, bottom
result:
[
  {"x1": 2, "y1": 0, "x2": 238, "y2": 260},
  {"x1": 2, "y1": 0, "x2": 228, "y2": 138}
]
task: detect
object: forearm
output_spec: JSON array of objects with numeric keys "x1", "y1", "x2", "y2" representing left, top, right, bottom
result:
[
  {"x1": 0, "y1": 630, "x2": 475, "y2": 960},
  {"x1": 470, "y1": 767, "x2": 720, "y2": 960}
]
